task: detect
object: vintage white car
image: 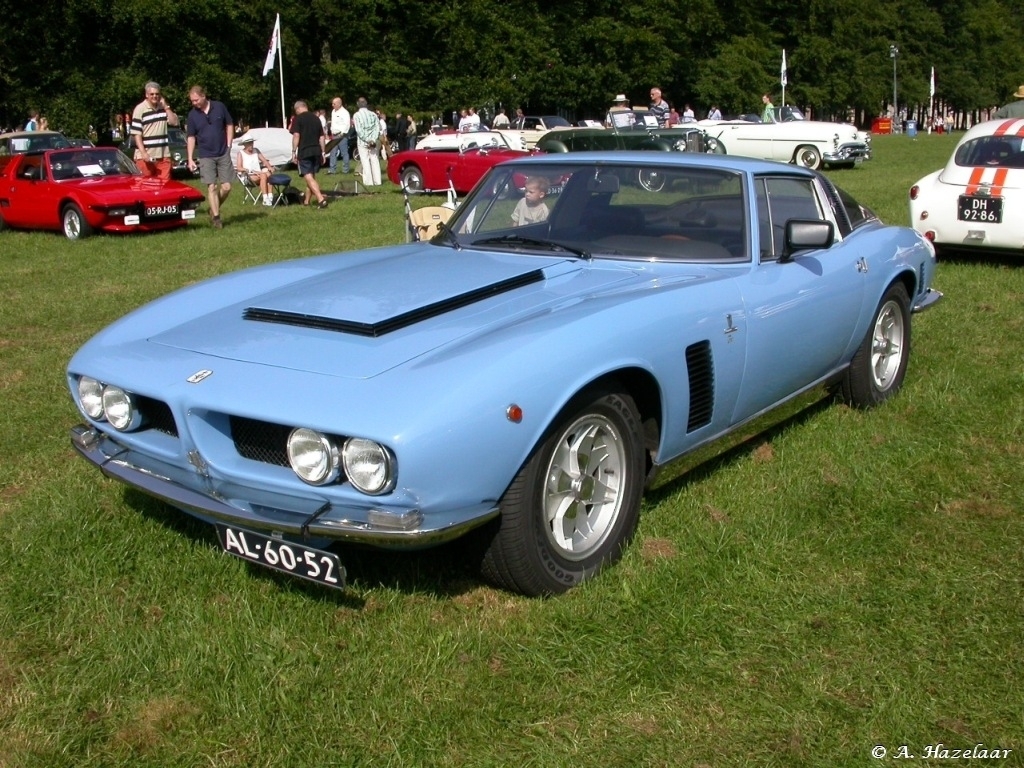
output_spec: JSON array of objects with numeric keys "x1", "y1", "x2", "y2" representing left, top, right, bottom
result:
[
  {"x1": 909, "y1": 118, "x2": 1024, "y2": 257},
  {"x1": 698, "y1": 107, "x2": 871, "y2": 169},
  {"x1": 495, "y1": 115, "x2": 573, "y2": 150},
  {"x1": 416, "y1": 128, "x2": 525, "y2": 152}
]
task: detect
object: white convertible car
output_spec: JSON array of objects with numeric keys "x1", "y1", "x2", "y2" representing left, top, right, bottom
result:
[
  {"x1": 416, "y1": 128, "x2": 524, "y2": 152},
  {"x1": 910, "y1": 118, "x2": 1024, "y2": 258},
  {"x1": 698, "y1": 107, "x2": 871, "y2": 169}
]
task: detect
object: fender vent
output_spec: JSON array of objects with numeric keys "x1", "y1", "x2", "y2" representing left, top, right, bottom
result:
[{"x1": 685, "y1": 341, "x2": 714, "y2": 432}]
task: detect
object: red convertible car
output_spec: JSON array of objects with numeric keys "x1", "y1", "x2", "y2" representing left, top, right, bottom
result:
[
  {"x1": 0, "y1": 147, "x2": 205, "y2": 239},
  {"x1": 387, "y1": 131, "x2": 534, "y2": 194}
]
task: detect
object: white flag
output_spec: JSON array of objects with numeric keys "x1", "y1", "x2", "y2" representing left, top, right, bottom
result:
[
  {"x1": 262, "y1": 14, "x2": 280, "y2": 77},
  {"x1": 929, "y1": 66, "x2": 935, "y2": 98},
  {"x1": 780, "y1": 49, "x2": 787, "y2": 87}
]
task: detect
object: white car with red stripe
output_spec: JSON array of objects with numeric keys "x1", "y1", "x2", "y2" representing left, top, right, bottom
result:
[{"x1": 910, "y1": 118, "x2": 1024, "y2": 256}]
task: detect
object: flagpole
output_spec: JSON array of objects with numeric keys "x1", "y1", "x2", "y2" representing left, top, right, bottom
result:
[
  {"x1": 277, "y1": 26, "x2": 286, "y2": 128},
  {"x1": 927, "y1": 66, "x2": 934, "y2": 135},
  {"x1": 780, "y1": 49, "x2": 787, "y2": 106}
]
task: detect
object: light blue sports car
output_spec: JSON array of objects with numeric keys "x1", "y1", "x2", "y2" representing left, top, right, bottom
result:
[{"x1": 68, "y1": 152, "x2": 942, "y2": 596}]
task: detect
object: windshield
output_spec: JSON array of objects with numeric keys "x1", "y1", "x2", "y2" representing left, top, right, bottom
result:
[
  {"x1": 954, "y1": 135, "x2": 1024, "y2": 168},
  {"x1": 445, "y1": 162, "x2": 749, "y2": 262},
  {"x1": 48, "y1": 148, "x2": 141, "y2": 180}
]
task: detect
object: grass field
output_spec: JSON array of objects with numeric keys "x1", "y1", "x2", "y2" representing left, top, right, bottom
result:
[{"x1": 2, "y1": 134, "x2": 1022, "y2": 767}]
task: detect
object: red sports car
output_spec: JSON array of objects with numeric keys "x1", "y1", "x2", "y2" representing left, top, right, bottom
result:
[
  {"x1": 387, "y1": 131, "x2": 534, "y2": 194},
  {"x1": 0, "y1": 147, "x2": 205, "y2": 239}
]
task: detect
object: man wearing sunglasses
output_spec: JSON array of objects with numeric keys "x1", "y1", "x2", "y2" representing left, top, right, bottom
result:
[{"x1": 130, "y1": 82, "x2": 178, "y2": 179}]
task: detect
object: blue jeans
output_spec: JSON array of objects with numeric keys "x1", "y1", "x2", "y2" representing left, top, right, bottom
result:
[{"x1": 329, "y1": 137, "x2": 350, "y2": 173}]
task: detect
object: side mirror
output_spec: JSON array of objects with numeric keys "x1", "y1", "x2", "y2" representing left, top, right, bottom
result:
[{"x1": 781, "y1": 219, "x2": 834, "y2": 262}]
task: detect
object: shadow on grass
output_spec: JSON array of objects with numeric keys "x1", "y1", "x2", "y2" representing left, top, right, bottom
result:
[
  {"x1": 937, "y1": 250, "x2": 1024, "y2": 268},
  {"x1": 126, "y1": 488, "x2": 486, "y2": 605},
  {"x1": 643, "y1": 387, "x2": 835, "y2": 505}
]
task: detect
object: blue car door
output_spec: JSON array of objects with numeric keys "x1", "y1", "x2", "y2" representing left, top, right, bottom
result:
[{"x1": 732, "y1": 174, "x2": 866, "y2": 420}]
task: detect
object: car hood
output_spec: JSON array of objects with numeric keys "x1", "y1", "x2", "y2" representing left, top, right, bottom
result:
[
  {"x1": 147, "y1": 248, "x2": 644, "y2": 379},
  {"x1": 62, "y1": 177, "x2": 203, "y2": 200}
]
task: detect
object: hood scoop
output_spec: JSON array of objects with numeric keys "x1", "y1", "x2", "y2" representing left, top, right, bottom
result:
[{"x1": 243, "y1": 269, "x2": 544, "y2": 337}]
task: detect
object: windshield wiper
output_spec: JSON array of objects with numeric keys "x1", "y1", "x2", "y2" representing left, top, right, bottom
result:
[
  {"x1": 435, "y1": 221, "x2": 461, "y2": 250},
  {"x1": 472, "y1": 235, "x2": 591, "y2": 260}
]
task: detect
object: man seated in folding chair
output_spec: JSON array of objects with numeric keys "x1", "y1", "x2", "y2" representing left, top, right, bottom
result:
[{"x1": 235, "y1": 136, "x2": 276, "y2": 206}]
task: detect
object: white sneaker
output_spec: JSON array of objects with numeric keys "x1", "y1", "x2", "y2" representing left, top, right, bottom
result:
[{"x1": 263, "y1": 195, "x2": 273, "y2": 206}]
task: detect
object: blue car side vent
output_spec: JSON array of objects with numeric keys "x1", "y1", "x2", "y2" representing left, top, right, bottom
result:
[{"x1": 685, "y1": 340, "x2": 714, "y2": 432}]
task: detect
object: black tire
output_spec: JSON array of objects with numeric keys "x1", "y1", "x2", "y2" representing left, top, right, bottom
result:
[
  {"x1": 840, "y1": 283, "x2": 911, "y2": 408},
  {"x1": 794, "y1": 145, "x2": 822, "y2": 169},
  {"x1": 400, "y1": 166, "x2": 424, "y2": 192},
  {"x1": 480, "y1": 389, "x2": 645, "y2": 596},
  {"x1": 62, "y1": 203, "x2": 93, "y2": 240}
]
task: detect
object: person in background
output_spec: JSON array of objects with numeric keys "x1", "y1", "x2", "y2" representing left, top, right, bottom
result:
[
  {"x1": 235, "y1": 136, "x2": 275, "y2": 206},
  {"x1": 512, "y1": 107, "x2": 526, "y2": 129},
  {"x1": 682, "y1": 104, "x2": 696, "y2": 122},
  {"x1": 24, "y1": 109, "x2": 39, "y2": 131},
  {"x1": 605, "y1": 94, "x2": 631, "y2": 127},
  {"x1": 492, "y1": 107, "x2": 510, "y2": 128},
  {"x1": 649, "y1": 87, "x2": 670, "y2": 127},
  {"x1": 353, "y1": 97, "x2": 382, "y2": 187},
  {"x1": 394, "y1": 112, "x2": 409, "y2": 152},
  {"x1": 289, "y1": 100, "x2": 328, "y2": 209},
  {"x1": 328, "y1": 96, "x2": 351, "y2": 174},
  {"x1": 186, "y1": 85, "x2": 234, "y2": 228},
  {"x1": 667, "y1": 104, "x2": 680, "y2": 126},
  {"x1": 707, "y1": 105, "x2": 722, "y2": 120},
  {"x1": 761, "y1": 94, "x2": 777, "y2": 123},
  {"x1": 131, "y1": 81, "x2": 178, "y2": 179},
  {"x1": 993, "y1": 85, "x2": 1024, "y2": 119}
]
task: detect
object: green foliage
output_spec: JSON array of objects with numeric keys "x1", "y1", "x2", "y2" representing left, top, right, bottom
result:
[{"x1": 2, "y1": 0, "x2": 1024, "y2": 132}]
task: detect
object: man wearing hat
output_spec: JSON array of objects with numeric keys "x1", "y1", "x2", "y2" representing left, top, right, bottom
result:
[
  {"x1": 994, "y1": 86, "x2": 1024, "y2": 119},
  {"x1": 235, "y1": 135, "x2": 276, "y2": 206},
  {"x1": 606, "y1": 94, "x2": 631, "y2": 127}
]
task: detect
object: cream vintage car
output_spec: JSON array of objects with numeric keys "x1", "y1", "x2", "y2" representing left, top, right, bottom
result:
[
  {"x1": 909, "y1": 118, "x2": 1024, "y2": 257},
  {"x1": 698, "y1": 107, "x2": 871, "y2": 169}
]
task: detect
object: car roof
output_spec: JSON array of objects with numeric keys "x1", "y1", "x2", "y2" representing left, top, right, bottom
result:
[
  {"x1": 495, "y1": 150, "x2": 813, "y2": 176},
  {"x1": 0, "y1": 130, "x2": 68, "y2": 140},
  {"x1": 957, "y1": 118, "x2": 1024, "y2": 143}
]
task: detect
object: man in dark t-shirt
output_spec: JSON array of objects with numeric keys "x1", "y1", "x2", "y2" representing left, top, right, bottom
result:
[
  {"x1": 290, "y1": 100, "x2": 328, "y2": 208},
  {"x1": 186, "y1": 85, "x2": 234, "y2": 228}
]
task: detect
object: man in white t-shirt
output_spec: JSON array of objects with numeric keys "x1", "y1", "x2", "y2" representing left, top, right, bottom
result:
[{"x1": 328, "y1": 96, "x2": 351, "y2": 174}]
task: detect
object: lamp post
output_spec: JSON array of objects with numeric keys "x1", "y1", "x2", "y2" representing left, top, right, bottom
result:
[{"x1": 889, "y1": 45, "x2": 899, "y2": 130}]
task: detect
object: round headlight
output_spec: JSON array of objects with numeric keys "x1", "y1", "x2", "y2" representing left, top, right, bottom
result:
[
  {"x1": 287, "y1": 428, "x2": 340, "y2": 486},
  {"x1": 78, "y1": 376, "x2": 105, "y2": 420},
  {"x1": 342, "y1": 438, "x2": 394, "y2": 495},
  {"x1": 101, "y1": 386, "x2": 141, "y2": 431}
]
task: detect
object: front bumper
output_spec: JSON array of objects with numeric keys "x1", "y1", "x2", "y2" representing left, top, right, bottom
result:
[
  {"x1": 912, "y1": 287, "x2": 943, "y2": 313},
  {"x1": 824, "y1": 142, "x2": 871, "y2": 164},
  {"x1": 71, "y1": 424, "x2": 499, "y2": 548}
]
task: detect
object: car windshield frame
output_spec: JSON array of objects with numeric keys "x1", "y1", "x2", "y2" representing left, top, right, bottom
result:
[
  {"x1": 444, "y1": 161, "x2": 752, "y2": 264},
  {"x1": 47, "y1": 148, "x2": 142, "y2": 180}
]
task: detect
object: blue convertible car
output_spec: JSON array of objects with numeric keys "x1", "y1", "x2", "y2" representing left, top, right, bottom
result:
[{"x1": 68, "y1": 153, "x2": 942, "y2": 596}]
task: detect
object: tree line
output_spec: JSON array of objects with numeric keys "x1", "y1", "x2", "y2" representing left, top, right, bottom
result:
[{"x1": 2, "y1": 0, "x2": 1022, "y2": 137}]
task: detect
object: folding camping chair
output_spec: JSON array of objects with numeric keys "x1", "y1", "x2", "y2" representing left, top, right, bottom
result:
[{"x1": 236, "y1": 171, "x2": 262, "y2": 205}]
